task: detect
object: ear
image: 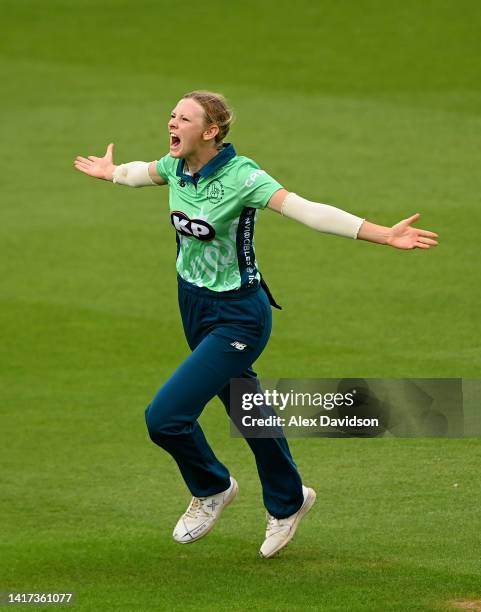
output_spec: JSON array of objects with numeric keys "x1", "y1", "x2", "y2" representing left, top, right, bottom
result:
[{"x1": 203, "y1": 124, "x2": 220, "y2": 142}]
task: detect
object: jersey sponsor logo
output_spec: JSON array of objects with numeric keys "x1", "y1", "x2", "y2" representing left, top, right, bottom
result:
[
  {"x1": 230, "y1": 341, "x2": 247, "y2": 351},
  {"x1": 244, "y1": 169, "x2": 265, "y2": 188},
  {"x1": 171, "y1": 211, "x2": 216, "y2": 241},
  {"x1": 206, "y1": 179, "x2": 225, "y2": 204}
]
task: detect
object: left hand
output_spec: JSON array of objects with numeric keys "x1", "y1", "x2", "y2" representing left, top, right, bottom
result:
[{"x1": 387, "y1": 213, "x2": 438, "y2": 249}]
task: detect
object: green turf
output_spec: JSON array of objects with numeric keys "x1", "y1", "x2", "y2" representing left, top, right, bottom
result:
[{"x1": 1, "y1": 1, "x2": 481, "y2": 610}]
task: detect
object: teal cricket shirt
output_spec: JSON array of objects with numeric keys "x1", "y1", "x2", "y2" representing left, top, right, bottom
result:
[{"x1": 156, "y1": 143, "x2": 283, "y2": 292}]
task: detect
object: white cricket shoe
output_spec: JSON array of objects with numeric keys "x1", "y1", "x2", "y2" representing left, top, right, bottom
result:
[
  {"x1": 173, "y1": 477, "x2": 238, "y2": 544},
  {"x1": 259, "y1": 485, "x2": 316, "y2": 558}
]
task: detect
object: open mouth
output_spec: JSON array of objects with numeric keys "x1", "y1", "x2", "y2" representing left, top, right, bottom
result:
[{"x1": 170, "y1": 134, "x2": 181, "y2": 149}]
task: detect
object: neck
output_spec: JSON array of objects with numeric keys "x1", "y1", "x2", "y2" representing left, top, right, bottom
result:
[{"x1": 184, "y1": 145, "x2": 220, "y2": 174}]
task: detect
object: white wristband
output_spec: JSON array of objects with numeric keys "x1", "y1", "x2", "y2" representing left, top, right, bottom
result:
[
  {"x1": 281, "y1": 192, "x2": 364, "y2": 239},
  {"x1": 112, "y1": 161, "x2": 156, "y2": 187}
]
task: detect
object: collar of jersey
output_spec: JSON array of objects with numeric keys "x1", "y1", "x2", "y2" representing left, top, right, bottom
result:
[{"x1": 176, "y1": 143, "x2": 236, "y2": 184}]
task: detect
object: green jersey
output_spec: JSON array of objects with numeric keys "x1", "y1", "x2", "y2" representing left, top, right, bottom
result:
[{"x1": 156, "y1": 144, "x2": 282, "y2": 292}]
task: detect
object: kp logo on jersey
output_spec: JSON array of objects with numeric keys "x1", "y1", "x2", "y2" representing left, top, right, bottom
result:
[{"x1": 171, "y1": 211, "x2": 216, "y2": 241}]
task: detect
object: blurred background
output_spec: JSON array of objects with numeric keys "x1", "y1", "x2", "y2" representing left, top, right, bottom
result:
[{"x1": 1, "y1": 1, "x2": 480, "y2": 610}]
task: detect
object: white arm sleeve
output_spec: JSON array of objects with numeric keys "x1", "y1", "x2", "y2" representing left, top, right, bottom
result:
[
  {"x1": 112, "y1": 161, "x2": 156, "y2": 187},
  {"x1": 281, "y1": 192, "x2": 364, "y2": 239}
]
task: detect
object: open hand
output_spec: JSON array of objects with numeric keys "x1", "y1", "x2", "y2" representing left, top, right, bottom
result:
[
  {"x1": 387, "y1": 213, "x2": 438, "y2": 249},
  {"x1": 74, "y1": 143, "x2": 116, "y2": 181}
]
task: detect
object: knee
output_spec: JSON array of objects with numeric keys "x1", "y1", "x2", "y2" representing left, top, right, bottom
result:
[
  {"x1": 145, "y1": 402, "x2": 168, "y2": 443},
  {"x1": 144, "y1": 401, "x2": 188, "y2": 444}
]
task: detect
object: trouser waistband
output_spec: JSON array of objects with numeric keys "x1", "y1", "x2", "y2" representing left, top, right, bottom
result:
[{"x1": 177, "y1": 275, "x2": 261, "y2": 300}]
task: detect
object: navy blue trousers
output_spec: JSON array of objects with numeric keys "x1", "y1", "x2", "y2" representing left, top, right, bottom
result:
[{"x1": 145, "y1": 277, "x2": 303, "y2": 519}]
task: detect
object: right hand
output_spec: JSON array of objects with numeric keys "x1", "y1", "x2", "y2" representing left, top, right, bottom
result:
[{"x1": 74, "y1": 143, "x2": 116, "y2": 181}]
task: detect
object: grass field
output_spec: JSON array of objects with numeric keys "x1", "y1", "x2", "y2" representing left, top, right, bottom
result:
[{"x1": 1, "y1": 1, "x2": 481, "y2": 610}]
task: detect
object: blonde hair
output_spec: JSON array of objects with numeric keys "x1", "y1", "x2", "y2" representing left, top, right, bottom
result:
[{"x1": 182, "y1": 90, "x2": 234, "y2": 146}]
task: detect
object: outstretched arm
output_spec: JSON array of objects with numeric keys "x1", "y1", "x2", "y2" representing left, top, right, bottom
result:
[
  {"x1": 73, "y1": 143, "x2": 166, "y2": 186},
  {"x1": 356, "y1": 214, "x2": 438, "y2": 249},
  {"x1": 267, "y1": 189, "x2": 438, "y2": 250}
]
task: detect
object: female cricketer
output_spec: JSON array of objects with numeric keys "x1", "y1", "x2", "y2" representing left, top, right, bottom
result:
[{"x1": 74, "y1": 90, "x2": 438, "y2": 558}]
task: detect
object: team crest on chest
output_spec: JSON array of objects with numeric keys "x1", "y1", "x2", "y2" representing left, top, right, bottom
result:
[{"x1": 206, "y1": 179, "x2": 225, "y2": 204}]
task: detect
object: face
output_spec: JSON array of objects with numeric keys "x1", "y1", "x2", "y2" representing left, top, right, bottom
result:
[{"x1": 168, "y1": 98, "x2": 218, "y2": 158}]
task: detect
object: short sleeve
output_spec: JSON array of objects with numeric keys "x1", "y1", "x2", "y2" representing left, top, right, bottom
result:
[
  {"x1": 237, "y1": 158, "x2": 283, "y2": 210},
  {"x1": 156, "y1": 154, "x2": 175, "y2": 182}
]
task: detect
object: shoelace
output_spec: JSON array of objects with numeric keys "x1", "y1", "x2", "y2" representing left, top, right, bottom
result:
[
  {"x1": 266, "y1": 512, "x2": 289, "y2": 535},
  {"x1": 184, "y1": 497, "x2": 213, "y2": 520}
]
